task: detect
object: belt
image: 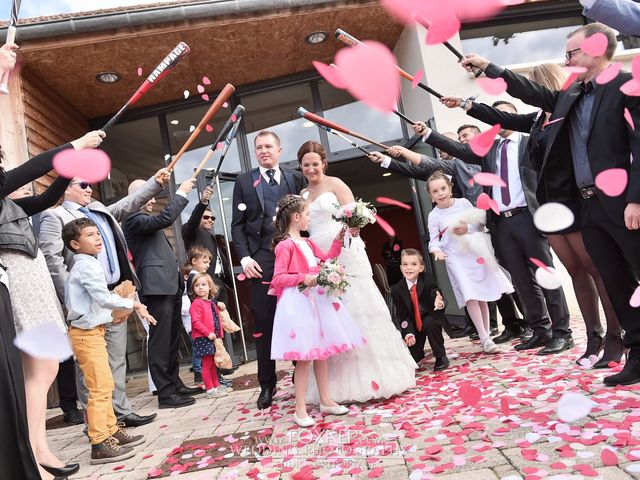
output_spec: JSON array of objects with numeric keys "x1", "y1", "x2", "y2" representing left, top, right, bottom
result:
[
  {"x1": 579, "y1": 185, "x2": 597, "y2": 199},
  {"x1": 501, "y1": 206, "x2": 528, "y2": 218}
]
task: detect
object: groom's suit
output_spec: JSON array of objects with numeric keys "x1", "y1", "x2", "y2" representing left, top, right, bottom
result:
[{"x1": 231, "y1": 166, "x2": 305, "y2": 389}]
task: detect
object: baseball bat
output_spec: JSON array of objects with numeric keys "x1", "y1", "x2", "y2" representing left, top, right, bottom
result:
[
  {"x1": 192, "y1": 104, "x2": 244, "y2": 178},
  {"x1": 101, "y1": 42, "x2": 190, "y2": 131},
  {"x1": 335, "y1": 29, "x2": 443, "y2": 99},
  {"x1": 0, "y1": 0, "x2": 21, "y2": 94},
  {"x1": 166, "y1": 83, "x2": 235, "y2": 172},
  {"x1": 298, "y1": 107, "x2": 390, "y2": 149},
  {"x1": 441, "y1": 41, "x2": 484, "y2": 78},
  {"x1": 211, "y1": 117, "x2": 242, "y2": 179}
]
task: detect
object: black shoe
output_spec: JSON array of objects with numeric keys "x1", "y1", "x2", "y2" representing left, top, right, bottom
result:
[
  {"x1": 63, "y1": 407, "x2": 84, "y2": 425},
  {"x1": 469, "y1": 332, "x2": 480, "y2": 341},
  {"x1": 490, "y1": 327, "x2": 499, "y2": 336},
  {"x1": 449, "y1": 326, "x2": 473, "y2": 339},
  {"x1": 493, "y1": 328, "x2": 522, "y2": 344},
  {"x1": 604, "y1": 357, "x2": 640, "y2": 386},
  {"x1": 520, "y1": 328, "x2": 534, "y2": 342},
  {"x1": 194, "y1": 372, "x2": 203, "y2": 383},
  {"x1": 433, "y1": 357, "x2": 449, "y2": 372},
  {"x1": 177, "y1": 385, "x2": 205, "y2": 396},
  {"x1": 593, "y1": 332, "x2": 625, "y2": 369},
  {"x1": 40, "y1": 463, "x2": 80, "y2": 477},
  {"x1": 576, "y1": 330, "x2": 604, "y2": 365},
  {"x1": 159, "y1": 394, "x2": 196, "y2": 409},
  {"x1": 257, "y1": 385, "x2": 276, "y2": 410},
  {"x1": 514, "y1": 332, "x2": 551, "y2": 351},
  {"x1": 538, "y1": 337, "x2": 575, "y2": 355},
  {"x1": 120, "y1": 412, "x2": 157, "y2": 427}
]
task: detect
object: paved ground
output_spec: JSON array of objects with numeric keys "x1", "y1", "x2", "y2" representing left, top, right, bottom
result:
[{"x1": 47, "y1": 315, "x2": 640, "y2": 480}]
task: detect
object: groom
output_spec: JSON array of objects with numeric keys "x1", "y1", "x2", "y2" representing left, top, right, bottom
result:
[{"x1": 231, "y1": 131, "x2": 305, "y2": 409}]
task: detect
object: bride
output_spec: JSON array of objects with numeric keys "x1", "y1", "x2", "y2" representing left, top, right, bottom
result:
[{"x1": 298, "y1": 140, "x2": 417, "y2": 404}]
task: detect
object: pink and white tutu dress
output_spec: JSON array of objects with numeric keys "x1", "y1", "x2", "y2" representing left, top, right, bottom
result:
[{"x1": 270, "y1": 238, "x2": 365, "y2": 361}]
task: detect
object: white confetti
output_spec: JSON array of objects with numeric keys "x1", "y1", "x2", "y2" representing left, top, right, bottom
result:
[
  {"x1": 170, "y1": 119, "x2": 179, "y2": 125},
  {"x1": 535, "y1": 267, "x2": 563, "y2": 290},
  {"x1": 189, "y1": 125, "x2": 195, "y2": 132},
  {"x1": 533, "y1": 202, "x2": 575, "y2": 233},
  {"x1": 14, "y1": 323, "x2": 73, "y2": 361},
  {"x1": 237, "y1": 203, "x2": 247, "y2": 211},
  {"x1": 184, "y1": 90, "x2": 190, "y2": 99},
  {"x1": 557, "y1": 392, "x2": 596, "y2": 423},
  {"x1": 627, "y1": 463, "x2": 640, "y2": 473}
]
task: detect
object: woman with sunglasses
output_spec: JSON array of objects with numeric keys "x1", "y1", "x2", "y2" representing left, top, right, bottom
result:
[{"x1": 1, "y1": 122, "x2": 105, "y2": 480}]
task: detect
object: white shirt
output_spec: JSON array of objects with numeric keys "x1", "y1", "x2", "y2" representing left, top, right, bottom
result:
[
  {"x1": 258, "y1": 165, "x2": 281, "y2": 185},
  {"x1": 493, "y1": 133, "x2": 527, "y2": 212}
]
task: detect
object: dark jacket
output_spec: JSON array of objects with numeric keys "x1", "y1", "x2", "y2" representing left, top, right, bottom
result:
[{"x1": 123, "y1": 194, "x2": 189, "y2": 296}]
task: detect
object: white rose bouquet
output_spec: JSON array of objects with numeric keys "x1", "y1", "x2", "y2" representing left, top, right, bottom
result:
[
  {"x1": 299, "y1": 258, "x2": 350, "y2": 299},
  {"x1": 332, "y1": 199, "x2": 377, "y2": 229}
]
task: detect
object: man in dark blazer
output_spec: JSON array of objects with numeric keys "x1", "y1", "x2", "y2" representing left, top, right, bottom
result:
[
  {"x1": 411, "y1": 104, "x2": 572, "y2": 355},
  {"x1": 123, "y1": 178, "x2": 202, "y2": 408},
  {"x1": 231, "y1": 130, "x2": 305, "y2": 409},
  {"x1": 461, "y1": 22, "x2": 640, "y2": 385},
  {"x1": 391, "y1": 248, "x2": 451, "y2": 371}
]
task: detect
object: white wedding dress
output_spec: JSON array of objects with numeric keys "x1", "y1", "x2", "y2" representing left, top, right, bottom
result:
[{"x1": 306, "y1": 192, "x2": 417, "y2": 404}]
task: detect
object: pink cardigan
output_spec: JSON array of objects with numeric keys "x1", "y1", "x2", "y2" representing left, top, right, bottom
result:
[
  {"x1": 190, "y1": 298, "x2": 224, "y2": 340},
  {"x1": 270, "y1": 238, "x2": 342, "y2": 299}
]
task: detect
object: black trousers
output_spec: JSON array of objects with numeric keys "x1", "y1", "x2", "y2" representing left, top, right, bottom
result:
[
  {"x1": 408, "y1": 317, "x2": 447, "y2": 363},
  {"x1": 250, "y1": 249, "x2": 277, "y2": 389},
  {"x1": 494, "y1": 210, "x2": 571, "y2": 338},
  {"x1": 143, "y1": 292, "x2": 185, "y2": 399},
  {"x1": 581, "y1": 197, "x2": 640, "y2": 353},
  {"x1": 0, "y1": 285, "x2": 40, "y2": 479},
  {"x1": 56, "y1": 356, "x2": 78, "y2": 413}
]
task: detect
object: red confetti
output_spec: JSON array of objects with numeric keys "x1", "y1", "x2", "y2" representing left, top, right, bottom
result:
[
  {"x1": 459, "y1": 384, "x2": 482, "y2": 406},
  {"x1": 332, "y1": 302, "x2": 340, "y2": 311},
  {"x1": 476, "y1": 257, "x2": 485, "y2": 265},
  {"x1": 201, "y1": 94, "x2": 210, "y2": 101},
  {"x1": 601, "y1": 448, "x2": 619, "y2": 466},
  {"x1": 205, "y1": 124, "x2": 214, "y2": 133},
  {"x1": 470, "y1": 124, "x2": 501, "y2": 157},
  {"x1": 237, "y1": 273, "x2": 247, "y2": 281},
  {"x1": 231, "y1": 114, "x2": 237, "y2": 122},
  {"x1": 529, "y1": 257, "x2": 552, "y2": 273},
  {"x1": 371, "y1": 380, "x2": 380, "y2": 391},
  {"x1": 376, "y1": 196, "x2": 412, "y2": 210},
  {"x1": 113, "y1": 465, "x2": 125, "y2": 471},
  {"x1": 393, "y1": 244, "x2": 400, "y2": 251},
  {"x1": 373, "y1": 214, "x2": 396, "y2": 236},
  {"x1": 253, "y1": 333, "x2": 263, "y2": 338}
]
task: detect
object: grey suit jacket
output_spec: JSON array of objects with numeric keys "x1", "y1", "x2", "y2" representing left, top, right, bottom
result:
[
  {"x1": 122, "y1": 194, "x2": 189, "y2": 296},
  {"x1": 38, "y1": 176, "x2": 163, "y2": 302}
]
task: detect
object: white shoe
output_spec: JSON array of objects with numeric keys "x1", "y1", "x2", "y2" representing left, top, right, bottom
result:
[
  {"x1": 220, "y1": 385, "x2": 234, "y2": 393},
  {"x1": 293, "y1": 414, "x2": 315, "y2": 428},
  {"x1": 206, "y1": 387, "x2": 226, "y2": 398},
  {"x1": 481, "y1": 338, "x2": 500, "y2": 354},
  {"x1": 319, "y1": 404, "x2": 349, "y2": 415}
]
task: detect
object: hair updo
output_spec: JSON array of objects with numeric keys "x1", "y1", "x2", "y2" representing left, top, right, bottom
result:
[
  {"x1": 297, "y1": 141, "x2": 328, "y2": 173},
  {"x1": 271, "y1": 194, "x2": 307, "y2": 249}
]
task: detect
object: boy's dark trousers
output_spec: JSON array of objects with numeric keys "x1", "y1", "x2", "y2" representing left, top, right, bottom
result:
[{"x1": 408, "y1": 317, "x2": 446, "y2": 363}]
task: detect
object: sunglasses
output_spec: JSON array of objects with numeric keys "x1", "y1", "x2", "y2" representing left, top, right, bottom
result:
[
  {"x1": 202, "y1": 215, "x2": 215, "y2": 220},
  {"x1": 71, "y1": 181, "x2": 91, "y2": 190}
]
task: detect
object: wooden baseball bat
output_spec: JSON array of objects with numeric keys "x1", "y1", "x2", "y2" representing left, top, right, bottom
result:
[{"x1": 0, "y1": 0, "x2": 21, "y2": 94}]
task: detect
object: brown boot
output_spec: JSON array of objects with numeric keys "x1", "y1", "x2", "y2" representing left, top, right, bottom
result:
[
  {"x1": 113, "y1": 425, "x2": 145, "y2": 447},
  {"x1": 90, "y1": 436, "x2": 135, "y2": 465}
]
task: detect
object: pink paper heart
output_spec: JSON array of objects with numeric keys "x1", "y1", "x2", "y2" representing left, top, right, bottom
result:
[
  {"x1": 411, "y1": 68, "x2": 424, "y2": 89},
  {"x1": 205, "y1": 124, "x2": 213, "y2": 133},
  {"x1": 371, "y1": 380, "x2": 380, "y2": 391},
  {"x1": 475, "y1": 77, "x2": 507, "y2": 95},
  {"x1": 580, "y1": 32, "x2": 608, "y2": 57},
  {"x1": 236, "y1": 273, "x2": 246, "y2": 281},
  {"x1": 332, "y1": 302, "x2": 340, "y2": 311},
  {"x1": 335, "y1": 41, "x2": 400, "y2": 112},
  {"x1": 473, "y1": 172, "x2": 506, "y2": 187},
  {"x1": 601, "y1": 448, "x2": 619, "y2": 466},
  {"x1": 620, "y1": 78, "x2": 640, "y2": 96},
  {"x1": 393, "y1": 244, "x2": 400, "y2": 251},
  {"x1": 137, "y1": 67, "x2": 143, "y2": 77},
  {"x1": 624, "y1": 108, "x2": 635, "y2": 130},
  {"x1": 373, "y1": 213, "x2": 396, "y2": 237},
  {"x1": 476, "y1": 257, "x2": 485, "y2": 265},
  {"x1": 596, "y1": 62, "x2": 622, "y2": 85},
  {"x1": 452, "y1": 0, "x2": 506, "y2": 22},
  {"x1": 289, "y1": 329, "x2": 296, "y2": 339},
  {"x1": 630, "y1": 286, "x2": 640, "y2": 308},
  {"x1": 459, "y1": 384, "x2": 482, "y2": 407},
  {"x1": 381, "y1": 0, "x2": 437, "y2": 25},
  {"x1": 470, "y1": 124, "x2": 501, "y2": 157},
  {"x1": 197, "y1": 84, "x2": 205, "y2": 94},
  {"x1": 52, "y1": 149, "x2": 111, "y2": 183},
  {"x1": 422, "y1": 13, "x2": 461, "y2": 45},
  {"x1": 376, "y1": 196, "x2": 412, "y2": 210},
  {"x1": 632, "y1": 53, "x2": 640, "y2": 79},
  {"x1": 476, "y1": 192, "x2": 492, "y2": 210},
  {"x1": 252, "y1": 333, "x2": 263, "y2": 338},
  {"x1": 529, "y1": 257, "x2": 552, "y2": 273},
  {"x1": 561, "y1": 71, "x2": 580, "y2": 91},
  {"x1": 202, "y1": 75, "x2": 211, "y2": 85},
  {"x1": 313, "y1": 61, "x2": 348, "y2": 90},
  {"x1": 595, "y1": 168, "x2": 628, "y2": 197}
]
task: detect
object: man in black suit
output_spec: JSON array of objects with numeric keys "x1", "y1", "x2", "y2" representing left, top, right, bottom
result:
[
  {"x1": 411, "y1": 103, "x2": 572, "y2": 355},
  {"x1": 123, "y1": 177, "x2": 202, "y2": 408},
  {"x1": 461, "y1": 22, "x2": 640, "y2": 385},
  {"x1": 391, "y1": 248, "x2": 451, "y2": 371},
  {"x1": 231, "y1": 130, "x2": 305, "y2": 409}
]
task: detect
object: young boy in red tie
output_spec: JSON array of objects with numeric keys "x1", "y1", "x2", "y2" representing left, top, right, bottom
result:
[{"x1": 391, "y1": 248, "x2": 450, "y2": 371}]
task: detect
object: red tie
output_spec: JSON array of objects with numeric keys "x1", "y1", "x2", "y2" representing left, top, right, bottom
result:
[{"x1": 410, "y1": 283, "x2": 423, "y2": 332}]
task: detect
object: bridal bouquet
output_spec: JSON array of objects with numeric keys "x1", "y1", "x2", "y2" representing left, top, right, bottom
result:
[
  {"x1": 298, "y1": 258, "x2": 350, "y2": 299},
  {"x1": 332, "y1": 199, "x2": 377, "y2": 229}
]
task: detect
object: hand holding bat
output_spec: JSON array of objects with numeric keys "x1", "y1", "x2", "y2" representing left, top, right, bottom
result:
[
  {"x1": 461, "y1": 53, "x2": 491, "y2": 74},
  {"x1": 0, "y1": 43, "x2": 18, "y2": 74}
]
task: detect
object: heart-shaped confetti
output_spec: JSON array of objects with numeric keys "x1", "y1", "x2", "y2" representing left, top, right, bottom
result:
[
  {"x1": 557, "y1": 392, "x2": 595, "y2": 423},
  {"x1": 373, "y1": 214, "x2": 396, "y2": 237},
  {"x1": 595, "y1": 168, "x2": 628, "y2": 197},
  {"x1": 53, "y1": 149, "x2": 111, "y2": 183},
  {"x1": 376, "y1": 196, "x2": 412, "y2": 210},
  {"x1": 412, "y1": 69, "x2": 424, "y2": 89},
  {"x1": 459, "y1": 384, "x2": 482, "y2": 406},
  {"x1": 596, "y1": 62, "x2": 622, "y2": 85},
  {"x1": 533, "y1": 202, "x2": 575, "y2": 233},
  {"x1": 473, "y1": 172, "x2": 506, "y2": 188},
  {"x1": 630, "y1": 286, "x2": 640, "y2": 308},
  {"x1": 469, "y1": 124, "x2": 501, "y2": 157},
  {"x1": 475, "y1": 77, "x2": 507, "y2": 96},
  {"x1": 580, "y1": 32, "x2": 608, "y2": 57},
  {"x1": 535, "y1": 266, "x2": 562, "y2": 290},
  {"x1": 14, "y1": 323, "x2": 73, "y2": 361}
]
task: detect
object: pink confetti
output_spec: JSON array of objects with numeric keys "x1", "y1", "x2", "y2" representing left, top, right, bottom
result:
[
  {"x1": 469, "y1": 124, "x2": 501, "y2": 157},
  {"x1": 252, "y1": 333, "x2": 263, "y2": 338},
  {"x1": 459, "y1": 384, "x2": 482, "y2": 406},
  {"x1": 376, "y1": 196, "x2": 412, "y2": 210},
  {"x1": 332, "y1": 302, "x2": 340, "y2": 311},
  {"x1": 393, "y1": 244, "x2": 400, "y2": 251},
  {"x1": 201, "y1": 94, "x2": 209, "y2": 101},
  {"x1": 529, "y1": 257, "x2": 552, "y2": 273},
  {"x1": 216, "y1": 142, "x2": 224, "y2": 151},
  {"x1": 335, "y1": 41, "x2": 400, "y2": 113},
  {"x1": 52, "y1": 149, "x2": 111, "y2": 183},
  {"x1": 289, "y1": 329, "x2": 296, "y2": 339},
  {"x1": 197, "y1": 84, "x2": 205, "y2": 94},
  {"x1": 561, "y1": 71, "x2": 581, "y2": 91},
  {"x1": 373, "y1": 214, "x2": 396, "y2": 237},
  {"x1": 401, "y1": 321, "x2": 408, "y2": 328},
  {"x1": 231, "y1": 114, "x2": 237, "y2": 122},
  {"x1": 371, "y1": 380, "x2": 380, "y2": 391},
  {"x1": 222, "y1": 101, "x2": 229, "y2": 108},
  {"x1": 631, "y1": 286, "x2": 640, "y2": 308},
  {"x1": 624, "y1": 108, "x2": 635, "y2": 130},
  {"x1": 313, "y1": 61, "x2": 348, "y2": 89},
  {"x1": 205, "y1": 124, "x2": 214, "y2": 133},
  {"x1": 596, "y1": 61, "x2": 622, "y2": 85},
  {"x1": 473, "y1": 172, "x2": 506, "y2": 188},
  {"x1": 148, "y1": 467, "x2": 163, "y2": 478},
  {"x1": 542, "y1": 116, "x2": 565, "y2": 128},
  {"x1": 423, "y1": 14, "x2": 461, "y2": 45},
  {"x1": 137, "y1": 67, "x2": 142, "y2": 77},
  {"x1": 475, "y1": 77, "x2": 507, "y2": 96},
  {"x1": 476, "y1": 257, "x2": 485, "y2": 265},
  {"x1": 253, "y1": 178, "x2": 261, "y2": 188},
  {"x1": 620, "y1": 78, "x2": 640, "y2": 96},
  {"x1": 595, "y1": 168, "x2": 628, "y2": 197},
  {"x1": 475, "y1": 192, "x2": 498, "y2": 214},
  {"x1": 601, "y1": 448, "x2": 619, "y2": 466},
  {"x1": 237, "y1": 273, "x2": 247, "y2": 281},
  {"x1": 112, "y1": 465, "x2": 125, "y2": 471},
  {"x1": 411, "y1": 69, "x2": 424, "y2": 89},
  {"x1": 580, "y1": 32, "x2": 608, "y2": 57},
  {"x1": 453, "y1": 0, "x2": 506, "y2": 22},
  {"x1": 202, "y1": 75, "x2": 211, "y2": 85}
]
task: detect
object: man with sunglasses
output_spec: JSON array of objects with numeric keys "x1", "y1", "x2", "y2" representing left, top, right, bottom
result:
[
  {"x1": 460, "y1": 22, "x2": 640, "y2": 386},
  {"x1": 39, "y1": 168, "x2": 171, "y2": 427}
]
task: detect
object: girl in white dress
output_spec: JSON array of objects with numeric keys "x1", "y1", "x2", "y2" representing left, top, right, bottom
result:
[
  {"x1": 270, "y1": 195, "x2": 365, "y2": 427},
  {"x1": 298, "y1": 141, "x2": 417, "y2": 404},
  {"x1": 427, "y1": 172, "x2": 514, "y2": 354}
]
